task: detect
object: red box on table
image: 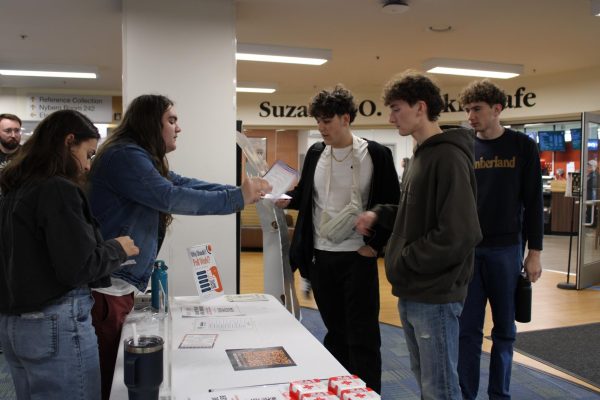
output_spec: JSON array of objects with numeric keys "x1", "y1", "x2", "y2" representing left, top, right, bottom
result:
[
  {"x1": 289, "y1": 379, "x2": 330, "y2": 400},
  {"x1": 340, "y1": 387, "x2": 380, "y2": 399},
  {"x1": 327, "y1": 375, "x2": 366, "y2": 397},
  {"x1": 300, "y1": 392, "x2": 339, "y2": 400}
]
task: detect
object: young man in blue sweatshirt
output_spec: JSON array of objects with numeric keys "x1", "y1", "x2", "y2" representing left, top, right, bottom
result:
[{"x1": 457, "y1": 80, "x2": 543, "y2": 400}]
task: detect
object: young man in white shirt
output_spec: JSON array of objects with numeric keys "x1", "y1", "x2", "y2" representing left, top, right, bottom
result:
[{"x1": 278, "y1": 85, "x2": 400, "y2": 392}]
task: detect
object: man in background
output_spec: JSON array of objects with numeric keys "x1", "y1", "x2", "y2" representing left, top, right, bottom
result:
[
  {"x1": 457, "y1": 79, "x2": 543, "y2": 400},
  {"x1": 0, "y1": 113, "x2": 20, "y2": 354},
  {"x1": 0, "y1": 114, "x2": 22, "y2": 169}
]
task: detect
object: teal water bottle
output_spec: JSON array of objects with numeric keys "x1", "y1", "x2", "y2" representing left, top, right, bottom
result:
[{"x1": 151, "y1": 260, "x2": 169, "y2": 312}]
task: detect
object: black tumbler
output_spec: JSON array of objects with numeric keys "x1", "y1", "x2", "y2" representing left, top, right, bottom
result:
[
  {"x1": 124, "y1": 335, "x2": 164, "y2": 400},
  {"x1": 515, "y1": 273, "x2": 532, "y2": 323}
]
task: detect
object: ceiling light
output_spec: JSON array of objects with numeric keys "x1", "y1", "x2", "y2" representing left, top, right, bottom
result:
[
  {"x1": 237, "y1": 43, "x2": 331, "y2": 66},
  {"x1": 0, "y1": 69, "x2": 97, "y2": 79},
  {"x1": 0, "y1": 64, "x2": 98, "y2": 79},
  {"x1": 423, "y1": 58, "x2": 523, "y2": 79},
  {"x1": 236, "y1": 82, "x2": 277, "y2": 93},
  {"x1": 381, "y1": 0, "x2": 410, "y2": 14},
  {"x1": 592, "y1": 0, "x2": 600, "y2": 16}
]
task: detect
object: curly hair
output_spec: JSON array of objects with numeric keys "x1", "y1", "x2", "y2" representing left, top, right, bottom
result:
[
  {"x1": 458, "y1": 79, "x2": 507, "y2": 109},
  {"x1": 309, "y1": 85, "x2": 358, "y2": 123},
  {"x1": 382, "y1": 71, "x2": 444, "y2": 121}
]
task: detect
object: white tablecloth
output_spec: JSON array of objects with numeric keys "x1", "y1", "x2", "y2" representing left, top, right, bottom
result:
[{"x1": 110, "y1": 294, "x2": 347, "y2": 400}]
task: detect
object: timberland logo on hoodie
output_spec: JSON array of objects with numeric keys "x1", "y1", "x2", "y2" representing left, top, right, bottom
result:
[{"x1": 475, "y1": 156, "x2": 516, "y2": 169}]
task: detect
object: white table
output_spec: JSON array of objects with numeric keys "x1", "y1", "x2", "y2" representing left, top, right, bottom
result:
[{"x1": 110, "y1": 295, "x2": 347, "y2": 400}]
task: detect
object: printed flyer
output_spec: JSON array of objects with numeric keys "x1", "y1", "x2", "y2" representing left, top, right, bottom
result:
[
  {"x1": 187, "y1": 243, "x2": 224, "y2": 300},
  {"x1": 208, "y1": 384, "x2": 289, "y2": 400}
]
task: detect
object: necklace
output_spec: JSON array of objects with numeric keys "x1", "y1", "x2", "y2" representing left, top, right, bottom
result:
[{"x1": 331, "y1": 146, "x2": 353, "y2": 162}]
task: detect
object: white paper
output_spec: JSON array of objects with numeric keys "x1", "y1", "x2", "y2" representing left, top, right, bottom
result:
[
  {"x1": 225, "y1": 294, "x2": 269, "y2": 302},
  {"x1": 208, "y1": 386, "x2": 288, "y2": 400},
  {"x1": 178, "y1": 334, "x2": 218, "y2": 349},
  {"x1": 261, "y1": 193, "x2": 292, "y2": 201},
  {"x1": 262, "y1": 160, "x2": 298, "y2": 198},
  {"x1": 194, "y1": 317, "x2": 256, "y2": 331},
  {"x1": 181, "y1": 305, "x2": 243, "y2": 318}
]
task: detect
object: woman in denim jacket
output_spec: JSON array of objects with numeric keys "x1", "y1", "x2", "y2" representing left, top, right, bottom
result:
[
  {"x1": 0, "y1": 110, "x2": 139, "y2": 400},
  {"x1": 87, "y1": 94, "x2": 270, "y2": 399}
]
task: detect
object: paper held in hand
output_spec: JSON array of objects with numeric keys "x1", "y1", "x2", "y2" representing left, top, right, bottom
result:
[
  {"x1": 262, "y1": 160, "x2": 298, "y2": 200},
  {"x1": 187, "y1": 243, "x2": 224, "y2": 301}
]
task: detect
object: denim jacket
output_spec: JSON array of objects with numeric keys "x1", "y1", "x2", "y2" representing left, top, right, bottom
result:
[{"x1": 88, "y1": 140, "x2": 244, "y2": 291}]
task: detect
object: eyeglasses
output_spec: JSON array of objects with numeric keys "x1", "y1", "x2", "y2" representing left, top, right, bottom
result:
[{"x1": 2, "y1": 128, "x2": 22, "y2": 135}]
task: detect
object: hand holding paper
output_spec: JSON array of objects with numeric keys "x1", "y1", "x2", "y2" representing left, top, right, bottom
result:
[{"x1": 241, "y1": 177, "x2": 272, "y2": 205}]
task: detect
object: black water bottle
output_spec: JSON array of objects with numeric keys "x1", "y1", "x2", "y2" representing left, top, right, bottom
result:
[{"x1": 515, "y1": 272, "x2": 532, "y2": 323}]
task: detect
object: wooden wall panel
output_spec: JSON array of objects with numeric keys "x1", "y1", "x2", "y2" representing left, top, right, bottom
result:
[{"x1": 243, "y1": 129, "x2": 299, "y2": 172}]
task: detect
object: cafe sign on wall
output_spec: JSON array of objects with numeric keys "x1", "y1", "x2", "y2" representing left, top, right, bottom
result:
[
  {"x1": 27, "y1": 94, "x2": 113, "y2": 122},
  {"x1": 256, "y1": 87, "x2": 537, "y2": 119}
]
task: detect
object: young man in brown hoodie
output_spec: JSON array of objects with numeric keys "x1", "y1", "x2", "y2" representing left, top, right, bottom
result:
[{"x1": 356, "y1": 71, "x2": 482, "y2": 399}]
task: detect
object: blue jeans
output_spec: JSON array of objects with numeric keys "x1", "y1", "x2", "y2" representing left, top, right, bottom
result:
[
  {"x1": 458, "y1": 245, "x2": 522, "y2": 400},
  {"x1": 0, "y1": 287, "x2": 100, "y2": 400},
  {"x1": 399, "y1": 299, "x2": 463, "y2": 400}
]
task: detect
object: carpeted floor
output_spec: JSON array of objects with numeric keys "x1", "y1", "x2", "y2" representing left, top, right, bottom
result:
[
  {"x1": 514, "y1": 323, "x2": 600, "y2": 389},
  {"x1": 300, "y1": 307, "x2": 600, "y2": 399}
]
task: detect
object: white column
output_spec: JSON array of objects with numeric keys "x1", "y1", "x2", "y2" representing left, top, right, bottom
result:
[{"x1": 122, "y1": 0, "x2": 237, "y2": 295}]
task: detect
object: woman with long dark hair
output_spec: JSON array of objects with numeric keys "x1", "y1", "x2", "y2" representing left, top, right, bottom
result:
[
  {"x1": 0, "y1": 110, "x2": 138, "y2": 400},
  {"x1": 87, "y1": 94, "x2": 270, "y2": 399}
]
